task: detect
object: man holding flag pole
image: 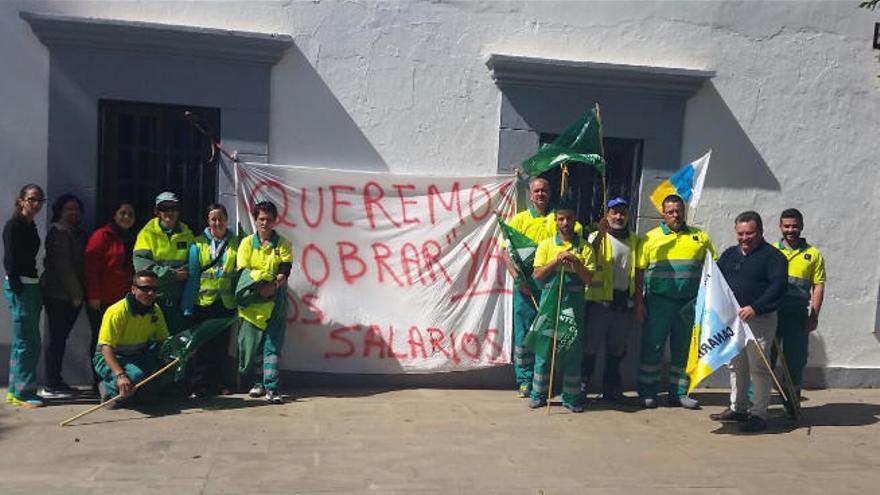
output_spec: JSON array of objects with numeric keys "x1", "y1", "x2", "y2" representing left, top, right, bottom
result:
[
  {"x1": 501, "y1": 177, "x2": 554, "y2": 398},
  {"x1": 501, "y1": 176, "x2": 587, "y2": 398},
  {"x1": 711, "y1": 211, "x2": 788, "y2": 432},
  {"x1": 525, "y1": 198, "x2": 595, "y2": 413}
]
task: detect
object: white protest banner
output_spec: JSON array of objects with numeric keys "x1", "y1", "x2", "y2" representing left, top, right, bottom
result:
[{"x1": 236, "y1": 162, "x2": 517, "y2": 373}]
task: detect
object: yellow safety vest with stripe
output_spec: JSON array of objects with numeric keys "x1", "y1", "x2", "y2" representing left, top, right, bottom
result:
[
  {"x1": 194, "y1": 233, "x2": 240, "y2": 309},
  {"x1": 508, "y1": 207, "x2": 584, "y2": 245},
  {"x1": 586, "y1": 230, "x2": 638, "y2": 302},
  {"x1": 774, "y1": 240, "x2": 826, "y2": 304},
  {"x1": 133, "y1": 218, "x2": 194, "y2": 289},
  {"x1": 534, "y1": 233, "x2": 595, "y2": 291},
  {"x1": 97, "y1": 295, "x2": 168, "y2": 355},
  {"x1": 237, "y1": 232, "x2": 293, "y2": 330},
  {"x1": 637, "y1": 223, "x2": 716, "y2": 300}
]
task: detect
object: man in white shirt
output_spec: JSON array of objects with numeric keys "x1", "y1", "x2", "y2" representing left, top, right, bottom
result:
[{"x1": 582, "y1": 198, "x2": 639, "y2": 403}]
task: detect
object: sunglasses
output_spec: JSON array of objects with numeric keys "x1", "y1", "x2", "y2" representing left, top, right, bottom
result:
[
  {"x1": 135, "y1": 285, "x2": 158, "y2": 294},
  {"x1": 157, "y1": 205, "x2": 179, "y2": 213},
  {"x1": 25, "y1": 197, "x2": 46, "y2": 204}
]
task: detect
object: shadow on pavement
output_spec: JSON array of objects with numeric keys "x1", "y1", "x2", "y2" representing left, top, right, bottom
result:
[
  {"x1": 289, "y1": 387, "x2": 405, "y2": 399},
  {"x1": 710, "y1": 401, "x2": 880, "y2": 436},
  {"x1": 63, "y1": 394, "x2": 273, "y2": 427}
]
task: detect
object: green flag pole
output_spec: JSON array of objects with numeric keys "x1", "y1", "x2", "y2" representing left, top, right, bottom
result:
[{"x1": 546, "y1": 266, "x2": 566, "y2": 415}]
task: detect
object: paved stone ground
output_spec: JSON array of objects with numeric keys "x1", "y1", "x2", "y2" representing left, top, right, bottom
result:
[{"x1": 0, "y1": 387, "x2": 878, "y2": 494}]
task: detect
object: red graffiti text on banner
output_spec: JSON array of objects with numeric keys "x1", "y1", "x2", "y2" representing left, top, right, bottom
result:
[{"x1": 324, "y1": 324, "x2": 506, "y2": 364}]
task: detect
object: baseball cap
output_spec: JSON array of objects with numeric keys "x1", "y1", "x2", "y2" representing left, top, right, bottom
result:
[
  {"x1": 607, "y1": 197, "x2": 628, "y2": 209},
  {"x1": 155, "y1": 191, "x2": 180, "y2": 205}
]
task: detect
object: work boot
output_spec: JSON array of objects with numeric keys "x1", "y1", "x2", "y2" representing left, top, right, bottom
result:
[
  {"x1": 667, "y1": 395, "x2": 700, "y2": 409},
  {"x1": 739, "y1": 415, "x2": 768, "y2": 433},
  {"x1": 248, "y1": 383, "x2": 266, "y2": 398},
  {"x1": 266, "y1": 389, "x2": 284, "y2": 404},
  {"x1": 39, "y1": 382, "x2": 77, "y2": 399},
  {"x1": 709, "y1": 407, "x2": 748, "y2": 422},
  {"x1": 601, "y1": 388, "x2": 627, "y2": 403}
]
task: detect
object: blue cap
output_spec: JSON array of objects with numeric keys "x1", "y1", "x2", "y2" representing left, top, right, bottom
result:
[{"x1": 606, "y1": 197, "x2": 628, "y2": 209}]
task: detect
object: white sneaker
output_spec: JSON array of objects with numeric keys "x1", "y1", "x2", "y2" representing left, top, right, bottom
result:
[
  {"x1": 248, "y1": 384, "x2": 266, "y2": 398},
  {"x1": 266, "y1": 389, "x2": 284, "y2": 404}
]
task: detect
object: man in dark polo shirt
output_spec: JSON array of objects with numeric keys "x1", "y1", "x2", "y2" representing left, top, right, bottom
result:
[{"x1": 710, "y1": 211, "x2": 787, "y2": 432}]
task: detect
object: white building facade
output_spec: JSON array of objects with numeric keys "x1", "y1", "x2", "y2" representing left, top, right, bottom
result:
[{"x1": 1, "y1": 0, "x2": 878, "y2": 387}]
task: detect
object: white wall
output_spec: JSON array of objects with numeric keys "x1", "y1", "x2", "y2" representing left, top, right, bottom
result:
[{"x1": 1, "y1": 0, "x2": 877, "y2": 383}]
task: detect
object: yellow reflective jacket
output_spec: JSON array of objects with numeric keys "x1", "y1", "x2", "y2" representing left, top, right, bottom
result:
[
  {"x1": 236, "y1": 232, "x2": 293, "y2": 330},
  {"x1": 133, "y1": 218, "x2": 194, "y2": 294},
  {"x1": 193, "y1": 232, "x2": 240, "y2": 309},
  {"x1": 586, "y1": 230, "x2": 638, "y2": 302},
  {"x1": 637, "y1": 223, "x2": 716, "y2": 300}
]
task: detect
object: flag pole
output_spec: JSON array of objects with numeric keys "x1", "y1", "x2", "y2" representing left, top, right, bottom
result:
[
  {"x1": 750, "y1": 339, "x2": 788, "y2": 404},
  {"x1": 687, "y1": 148, "x2": 711, "y2": 227},
  {"x1": 60, "y1": 358, "x2": 181, "y2": 427},
  {"x1": 593, "y1": 103, "x2": 609, "y2": 272},
  {"x1": 773, "y1": 338, "x2": 802, "y2": 418},
  {"x1": 546, "y1": 266, "x2": 566, "y2": 415},
  {"x1": 234, "y1": 159, "x2": 241, "y2": 236},
  {"x1": 594, "y1": 103, "x2": 608, "y2": 210}
]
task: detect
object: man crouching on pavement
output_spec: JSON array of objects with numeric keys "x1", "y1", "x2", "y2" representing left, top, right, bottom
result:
[{"x1": 93, "y1": 270, "x2": 170, "y2": 405}]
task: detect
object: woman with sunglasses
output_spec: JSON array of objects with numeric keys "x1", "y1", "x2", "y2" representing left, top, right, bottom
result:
[
  {"x1": 181, "y1": 203, "x2": 239, "y2": 398},
  {"x1": 133, "y1": 192, "x2": 194, "y2": 335},
  {"x1": 84, "y1": 200, "x2": 136, "y2": 391},
  {"x1": 38, "y1": 193, "x2": 87, "y2": 399},
  {"x1": 3, "y1": 184, "x2": 46, "y2": 407}
]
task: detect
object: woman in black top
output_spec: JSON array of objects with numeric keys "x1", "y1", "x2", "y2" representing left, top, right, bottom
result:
[
  {"x1": 3, "y1": 184, "x2": 46, "y2": 408},
  {"x1": 39, "y1": 194, "x2": 86, "y2": 398}
]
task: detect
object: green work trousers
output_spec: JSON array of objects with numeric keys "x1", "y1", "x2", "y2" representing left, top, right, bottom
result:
[
  {"x1": 513, "y1": 289, "x2": 538, "y2": 390},
  {"x1": 238, "y1": 292, "x2": 287, "y2": 392},
  {"x1": 4, "y1": 281, "x2": 42, "y2": 401},
  {"x1": 638, "y1": 294, "x2": 694, "y2": 399},
  {"x1": 93, "y1": 347, "x2": 170, "y2": 400},
  {"x1": 772, "y1": 303, "x2": 810, "y2": 388},
  {"x1": 530, "y1": 332, "x2": 585, "y2": 407}
]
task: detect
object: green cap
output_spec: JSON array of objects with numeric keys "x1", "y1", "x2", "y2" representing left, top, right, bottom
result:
[{"x1": 155, "y1": 191, "x2": 179, "y2": 205}]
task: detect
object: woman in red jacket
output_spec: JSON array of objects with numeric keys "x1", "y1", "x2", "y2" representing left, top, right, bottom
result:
[{"x1": 83, "y1": 201, "x2": 136, "y2": 388}]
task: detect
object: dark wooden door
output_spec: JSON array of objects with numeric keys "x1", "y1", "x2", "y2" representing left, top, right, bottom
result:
[{"x1": 97, "y1": 100, "x2": 221, "y2": 231}]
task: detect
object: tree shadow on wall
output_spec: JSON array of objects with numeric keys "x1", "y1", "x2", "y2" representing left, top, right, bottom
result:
[{"x1": 681, "y1": 81, "x2": 781, "y2": 194}]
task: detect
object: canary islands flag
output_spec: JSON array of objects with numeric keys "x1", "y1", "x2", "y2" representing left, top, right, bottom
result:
[
  {"x1": 686, "y1": 256, "x2": 755, "y2": 394},
  {"x1": 650, "y1": 150, "x2": 711, "y2": 214}
]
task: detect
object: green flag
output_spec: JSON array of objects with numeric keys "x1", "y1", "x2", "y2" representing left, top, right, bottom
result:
[
  {"x1": 160, "y1": 317, "x2": 235, "y2": 380},
  {"x1": 524, "y1": 270, "x2": 584, "y2": 366},
  {"x1": 497, "y1": 216, "x2": 540, "y2": 294},
  {"x1": 521, "y1": 108, "x2": 606, "y2": 177}
]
